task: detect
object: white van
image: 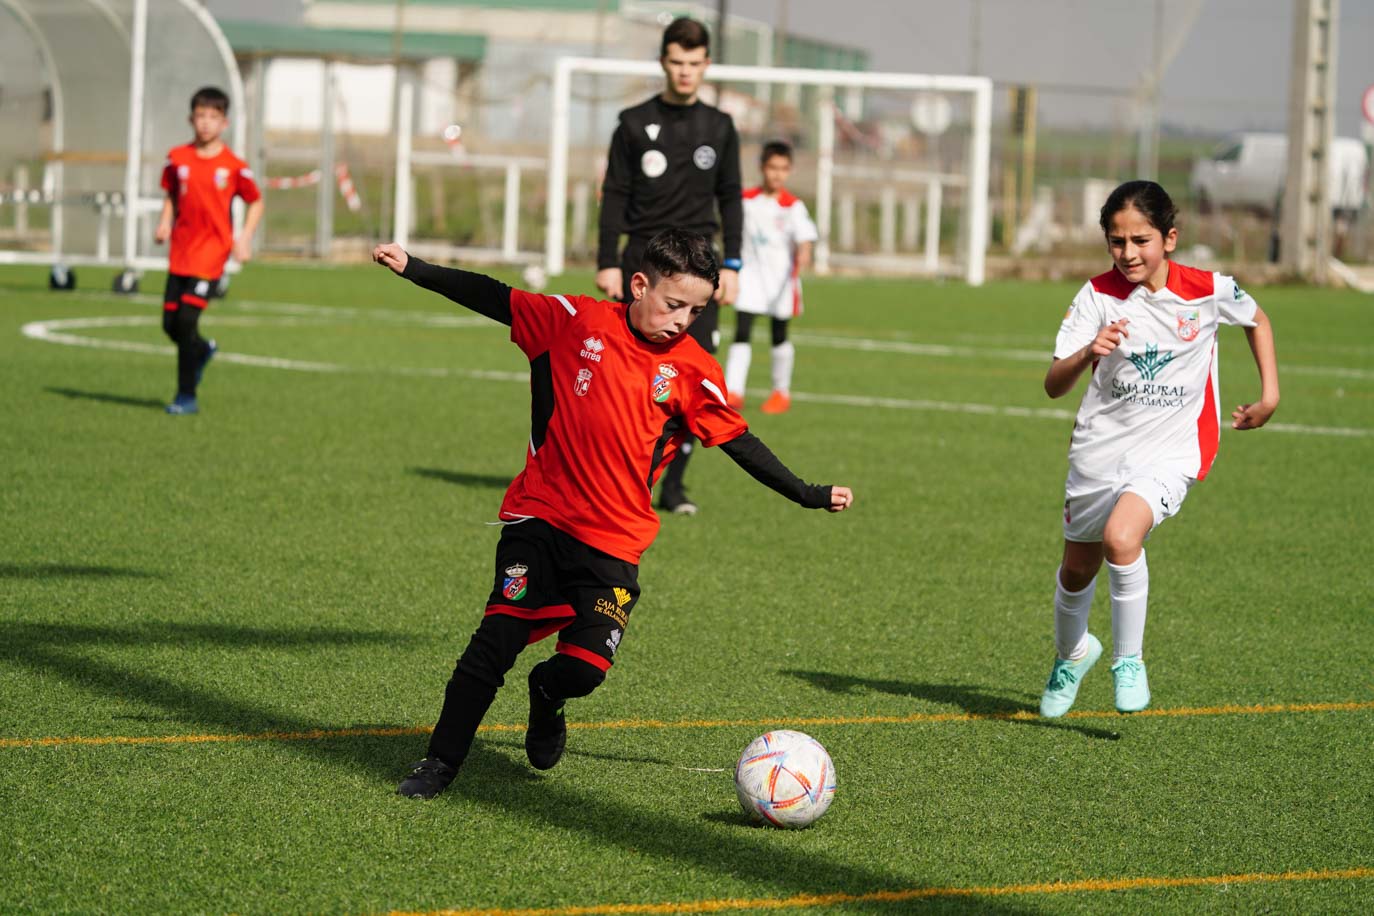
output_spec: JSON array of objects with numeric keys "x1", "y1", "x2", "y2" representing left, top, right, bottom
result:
[{"x1": 1189, "y1": 132, "x2": 1368, "y2": 215}]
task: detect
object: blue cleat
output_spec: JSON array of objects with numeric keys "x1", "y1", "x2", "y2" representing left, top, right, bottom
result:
[
  {"x1": 1039, "y1": 633, "x2": 1102, "y2": 718},
  {"x1": 1111, "y1": 655, "x2": 1150, "y2": 713},
  {"x1": 165, "y1": 394, "x2": 199, "y2": 415},
  {"x1": 196, "y1": 339, "x2": 217, "y2": 385}
]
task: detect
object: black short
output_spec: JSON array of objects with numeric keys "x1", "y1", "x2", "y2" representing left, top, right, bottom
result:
[
  {"x1": 162, "y1": 273, "x2": 218, "y2": 310},
  {"x1": 484, "y1": 518, "x2": 640, "y2": 672}
]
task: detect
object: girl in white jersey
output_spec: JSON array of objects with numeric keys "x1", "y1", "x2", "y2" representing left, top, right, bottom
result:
[{"x1": 1038, "y1": 181, "x2": 1280, "y2": 717}]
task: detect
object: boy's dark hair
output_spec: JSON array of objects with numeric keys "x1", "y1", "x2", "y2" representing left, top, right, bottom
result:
[
  {"x1": 760, "y1": 140, "x2": 793, "y2": 165},
  {"x1": 641, "y1": 229, "x2": 719, "y2": 291},
  {"x1": 190, "y1": 86, "x2": 230, "y2": 115},
  {"x1": 661, "y1": 17, "x2": 710, "y2": 57},
  {"x1": 1100, "y1": 180, "x2": 1176, "y2": 236}
]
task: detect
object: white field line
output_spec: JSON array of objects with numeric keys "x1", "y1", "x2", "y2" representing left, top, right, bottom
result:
[
  {"x1": 20, "y1": 314, "x2": 1373, "y2": 438},
  {"x1": 792, "y1": 332, "x2": 1374, "y2": 382}
]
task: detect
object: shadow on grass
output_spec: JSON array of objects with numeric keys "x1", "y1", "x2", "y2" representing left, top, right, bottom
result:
[
  {"x1": 782, "y1": 670, "x2": 1121, "y2": 741},
  {"x1": 45, "y1": 387, "x2": 165, "y2": 410},
  {"x1": 0, "y1": 564, "x2": 160, "y2": 580},
  {"x1": 456, "y1": 746, "x2": 1037, "y2": 915},
  {"x1": 4, "y1": 624, "x2": 1034, "y2": 911},
  {"x1": 0, "y1": 620, "x2": 426, "y2": 783},
  {"x1": 408, "y1": 467, "x2": 512, "y2": 490}
]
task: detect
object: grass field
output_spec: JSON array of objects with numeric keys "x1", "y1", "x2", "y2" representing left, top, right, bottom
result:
[{"x1": 2, "y1": 260, "x2": 1372, "y2": 915}]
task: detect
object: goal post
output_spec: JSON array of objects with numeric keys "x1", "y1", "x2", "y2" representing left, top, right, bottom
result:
[{"x1": 546, "y1": 57, "x2": 992, "y2": 285}]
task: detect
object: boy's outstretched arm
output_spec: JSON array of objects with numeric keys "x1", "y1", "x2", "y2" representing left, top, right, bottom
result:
[
  {"x1": 1233, "y1": 305, "x2": 1280, "y2": 430},
  {"x1": 373, "y1": 243, "x2": 513, "y2": 326},
  {"x1": 719, "y1": 431, "x2": 853, "y2": 512}
]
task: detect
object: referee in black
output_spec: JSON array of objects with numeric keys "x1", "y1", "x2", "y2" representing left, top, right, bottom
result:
[{"x1": 596, "y1": 16, "x2": 743, "y2": 516}]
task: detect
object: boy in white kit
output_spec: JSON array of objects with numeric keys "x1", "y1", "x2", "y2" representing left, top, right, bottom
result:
[
  {"x1": 1039, "y1": 180, "x2": 1280, "y2": 717},
  {"x1": 724, "y1": 141, "x2": 818, "y2": 414}
]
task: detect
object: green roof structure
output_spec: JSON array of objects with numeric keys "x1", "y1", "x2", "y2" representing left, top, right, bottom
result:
[{"x1": 219, "y1": 20, "x2": 486, "y2": 63}]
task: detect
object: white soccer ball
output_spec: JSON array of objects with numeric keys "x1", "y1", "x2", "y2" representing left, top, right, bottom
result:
[
  {"x1": 734, "y1": 729, "x2": 836, "y2": 828},
  {"x1": 521, "y1": 264, "x2": 548, "y2": 291}
]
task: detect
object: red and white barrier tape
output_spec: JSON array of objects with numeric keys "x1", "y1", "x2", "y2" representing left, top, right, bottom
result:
[{"x1": 264, "y1": 165, "x2": 362, "y2": 212}]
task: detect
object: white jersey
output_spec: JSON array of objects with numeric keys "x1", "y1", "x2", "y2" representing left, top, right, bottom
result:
[
  {"x1": 1054, "y1": 263, "x2": 1259, "y2": 482},
  {"x1": 736, "y1": 187, "x2": 819, "y2": 318}
]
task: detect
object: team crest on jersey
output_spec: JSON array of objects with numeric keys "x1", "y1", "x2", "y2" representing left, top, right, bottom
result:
[
  {"x1": 645, "y1": 123, "x2": 661, "y2": 141},
  {"x1": 656, "y1": 362, "x2": 678, "y2": 379},
  {"x1": 641, "y1": 150, "x2": 667, "y2": 178},
  {"x1": 574, "y1": 367, "x2": 593, "y2": 397},
  {"x1": 1176, "y1": 308, "x2": 1200, "y2": 342},
  {"x1": 580, "y1": 336, "x2": 604, "y2": 361},
  {"x1": 693, "y1": 145, "x2": 717, "y2": 170},
  {"x1": 214, "y1": 167, "x2": 230, "y2": 190},
  {"x1": 651, "y1": 371, "x2": 672, "y2": 403},
  {"x1": 502, "y1": 563, "x2": 528, "y2": 601}
]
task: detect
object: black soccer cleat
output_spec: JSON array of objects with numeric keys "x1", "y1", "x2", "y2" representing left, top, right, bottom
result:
[
  {"x1": 526, "y1": 680, "x2": 567, "y2": 771},
  {"x1": 397, "y1": 757, "x2": 457, "y2": 799}
]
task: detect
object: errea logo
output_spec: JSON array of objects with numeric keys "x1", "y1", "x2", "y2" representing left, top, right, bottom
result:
[{"x1": 580, "y1": 337, "x2": 605, "y2": 362}]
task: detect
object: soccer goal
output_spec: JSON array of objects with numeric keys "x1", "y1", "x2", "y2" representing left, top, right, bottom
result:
[
  {"x1": 546, "y1": 57, "x2": 992, "y2": 285},
  {"x1": 0, "y1": 0, "x2": 244, "y2": 285}
]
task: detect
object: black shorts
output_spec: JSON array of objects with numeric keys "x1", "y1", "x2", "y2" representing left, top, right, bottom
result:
[
  {"x1": 163, "y1": 273, "x2": 218, "y2": 311},
  {"x1": 484, "y1": 518, "x2": 640, "y2": 672}
]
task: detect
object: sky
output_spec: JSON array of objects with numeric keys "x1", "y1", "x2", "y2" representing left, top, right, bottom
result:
[{"x1": 208, "y1": 0, "x2": 1374, "y2": 136}]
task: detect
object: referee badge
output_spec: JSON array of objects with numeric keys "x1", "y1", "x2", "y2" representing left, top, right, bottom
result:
[
  {"x1": 692, "y1": 145, "x2": 716, "y2": 170},
  {"x1": 503, "y1": 564, "x2": 528, "y2": 601},
  {"x1": 641, "y1": 150, "x2": 667, "y2": 178}
]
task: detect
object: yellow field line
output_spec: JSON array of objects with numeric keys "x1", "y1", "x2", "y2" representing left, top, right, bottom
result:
[
  {"x1": 385, "y1": 867, "x2": 1374, "y2": 915},
  {"x1": 3, "y1": 700, "x2": 1372, "y2": 750}
]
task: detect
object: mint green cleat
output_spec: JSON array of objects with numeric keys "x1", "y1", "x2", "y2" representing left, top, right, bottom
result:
[
  {"x1": 1111, "y1": 655, "x2": 1150, "y2": 713},
  {"x1": 1039, "y1": 634, "x2": 1102, "y2": 718}
]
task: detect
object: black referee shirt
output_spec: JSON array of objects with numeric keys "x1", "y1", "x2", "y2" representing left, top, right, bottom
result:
[{"x1": 597, "y1": 95, "x2": 743, "y2": 270}]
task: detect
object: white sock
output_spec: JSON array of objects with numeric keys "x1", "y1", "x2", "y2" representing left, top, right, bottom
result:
[
  {"x1": 771, "y1": 340, "x2": 795, "y2": 394},
  {"x1": 725, "y1": 342, "x2": 751, "y2": 397},
  {"x1": 1053, "y1": 572, "x2": 1096, "y2": 660},
  {"x1": 1108, "y1": 550, "x2": 1149, "y2": 660}
]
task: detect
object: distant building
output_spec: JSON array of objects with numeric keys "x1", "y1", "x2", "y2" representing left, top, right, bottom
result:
[{"x1": 225, "y1": 0, "x2": 867, "y2": 142}]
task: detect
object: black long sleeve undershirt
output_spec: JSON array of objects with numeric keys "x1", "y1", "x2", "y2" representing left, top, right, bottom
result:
[
  {"x1": 401, "y1": 255, "x2": 513, "y2": 326},
  {"x1": 720, "y1": 432, "x2": 831, "y2": 509}
]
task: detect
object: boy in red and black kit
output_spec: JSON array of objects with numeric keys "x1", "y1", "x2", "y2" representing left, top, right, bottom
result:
[
  {"x1": 155, "y1": 86, "x2": 263, "y2": 415},
  {"x1": 372, "y1": 229, "x2": 854, "y2": 799}
]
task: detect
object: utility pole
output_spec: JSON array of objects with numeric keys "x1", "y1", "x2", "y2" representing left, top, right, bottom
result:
[
  {"x1": 1281, "y1": 0, "x2": 1339, "y2": 282},
  {"x1": 716, "y1": 0, "x2": 728, "y2": 64},
  {"x1": 1135, "y1": 0, "x2": 1163, "y2": 180}
]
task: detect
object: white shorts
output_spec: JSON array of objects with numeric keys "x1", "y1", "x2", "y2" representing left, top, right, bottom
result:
[{"x1": 1062, "y1": 465, "x2": 1194, "y2": 543}]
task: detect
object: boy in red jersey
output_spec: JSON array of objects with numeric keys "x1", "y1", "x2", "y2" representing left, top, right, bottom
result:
[
  {"x1": 155, "y1": 87, "x2": 263, "y2": 415},
  {"x1": 372, "y1": 229, "x2": 854, "y2": 799}
]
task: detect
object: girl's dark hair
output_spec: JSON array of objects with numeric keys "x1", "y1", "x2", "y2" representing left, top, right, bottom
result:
[
  {"x1": 190, "y1": 86, "x2": 230, "y2": 115},
  {"x1": 641, "y1": 229, "x2": 719, "y2": 291},
  {"x1": 1099, "y1": 180, "x2": 1176, "y2": 235},
  {"x1": 760, "y1": 140, "x2": 793, "y2": 165},
  {"x1": 661, "y1": 17, "x2": 710, "y2": 56}
]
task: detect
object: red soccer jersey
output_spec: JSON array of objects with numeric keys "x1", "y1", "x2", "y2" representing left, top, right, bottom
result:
[
  {"x1": 499, "y1": 290, "x2": 748, "y2": 563},
  {"x1": 160, "y1": 143, "x2": 261, "y2": 280}
]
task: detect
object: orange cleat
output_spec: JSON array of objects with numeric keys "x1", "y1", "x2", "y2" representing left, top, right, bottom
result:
[
  {"x1": 727, "y1": 391, "x2": 745, "y2": 409},
  {"x1": 759, "y1": 390, "x2": 791, "y2": 414}
]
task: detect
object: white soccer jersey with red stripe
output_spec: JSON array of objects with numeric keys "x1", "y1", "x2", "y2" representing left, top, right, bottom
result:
[
  {"x1": 737, "y1": 187, "x2": 819, "y2": 318},
  {"x1": 1054, "y1": 262, "x2": 1258, "y2": 481}
]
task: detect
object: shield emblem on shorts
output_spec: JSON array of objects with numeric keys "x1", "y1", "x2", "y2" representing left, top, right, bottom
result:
[
  {"x1": 1176, "y1": 308, "x2": 1200, "y2": 342},
  {"x1": 503, "y1": 563, "x2": 528, "y2": 600}
]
